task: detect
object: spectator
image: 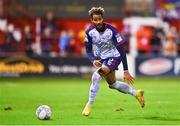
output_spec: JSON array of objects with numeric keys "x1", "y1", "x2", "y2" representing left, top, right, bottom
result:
[
  {"x1": 41, "y1": 10, "x2": 57, "y2": 35},
  {"x1": 24, "y1": 25, "x2": 34, "y2": 56},
  {"x1": 151, "y1": 23, "x2": 165, "y2": 55},
  {"x1": 0, "y1": 19, "x2": 6, "y2": 53},
  {"x1": 77, "y1": 23, "x2": 91, "y2": 56},
  {"x1": 162, "y1": 26, "x2": 178, "y2": 57},
  {"x1": 77, "y1": 29, "x2": 85, "y2": 55},
  {"x1": 0, "y1": 30, "x2": 6, "y2": 53},
  {"x1": 3, "y1": 24, "x2": 17, "y2": 54},
  {"x1": 39, "y1": 10, "x2": 58, "y2": 56},
  {"x1": 177, "y1": 32, "x2": 180, "y2": 55},
  {"x1": 66, "y1": 29, "x2": 76, "y2": 55},
  {"x1": 13, "y1": 27, "x2": 22, "y2": 53},
  {"x1": 41, "y1": 27, "x2": 53, "y2": 56},
  {"x1": 58, "y1": 30, "x2": 69, "y2": 56}
]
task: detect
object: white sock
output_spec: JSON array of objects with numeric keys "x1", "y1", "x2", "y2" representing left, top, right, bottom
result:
[
  {"x1": 88, "y1": 70, "x2": 102, "y2": 105},
  {"x1": 109, "y1": 81, "x2": 136, "y2": 96}
]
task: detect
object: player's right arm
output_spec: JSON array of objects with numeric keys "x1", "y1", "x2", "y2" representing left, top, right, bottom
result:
[
  {"x1": 84, "y1": 32, "x2": 95, "y2": 62},
  {"x1": 85, "y1": 32, "x2": 102, "y2": 68}
]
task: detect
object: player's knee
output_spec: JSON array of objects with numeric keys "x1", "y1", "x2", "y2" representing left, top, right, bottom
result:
[
  {"x1": 97, "y1": 68, "x2": 105, "y2": 76},
  {"x1": 106, "y1": 80, "x2": 116, "y2": 85},
  {"x1": 98, "y1": 67, "x2": 110, "y2": 77}
]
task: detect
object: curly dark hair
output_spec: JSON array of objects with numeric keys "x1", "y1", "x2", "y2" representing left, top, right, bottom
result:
[{"x1": 88, "y1": 7, "x2": 105, "y2": 18}]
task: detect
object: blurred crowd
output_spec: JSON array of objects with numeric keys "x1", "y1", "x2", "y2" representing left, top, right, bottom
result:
[
  {"x1": 135, "y1": 22, "x2": 180, "y2": 57},
  {"x1": 0, "y1": 10, "x2": 179, "y2": 57},
  {"x1": 0, "y1": 10, "x2": 85, "y2": 57}
]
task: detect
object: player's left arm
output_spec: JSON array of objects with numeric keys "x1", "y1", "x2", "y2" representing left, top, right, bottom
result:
[
  {"x1": 116, "y1": 44, "x2": 134, "y2": 85},
  {"x1": 112, "y1": 28, "x2": 134, "y2": 85}
]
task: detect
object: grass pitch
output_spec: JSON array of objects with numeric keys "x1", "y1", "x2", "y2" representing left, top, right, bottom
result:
[{"x1": 0, "y1": 77, "x2": 180, "y2": 125}]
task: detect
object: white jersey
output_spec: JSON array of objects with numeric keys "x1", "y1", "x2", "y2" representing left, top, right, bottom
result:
[{"x1": 85, "y1": 23, "x2": 125, "y2": 59}]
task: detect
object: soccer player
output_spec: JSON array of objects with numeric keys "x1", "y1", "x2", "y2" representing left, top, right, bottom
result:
[{"x1": 82, "y1": 7, "x2": 145, "y2": 116}]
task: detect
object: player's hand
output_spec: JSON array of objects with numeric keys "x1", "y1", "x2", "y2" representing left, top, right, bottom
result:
[
  {"x1": 123, "y1": 71, "x2": 134, "y2": 85},
  {"x1": 93, "y1": 60, "x2": 102, "y2": 68}
]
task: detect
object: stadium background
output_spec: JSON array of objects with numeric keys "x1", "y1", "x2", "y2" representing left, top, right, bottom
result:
[{"x1": 0, "y1": 0, "x2": 180, "y2": 125}]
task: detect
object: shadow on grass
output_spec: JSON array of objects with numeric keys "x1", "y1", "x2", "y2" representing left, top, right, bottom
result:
[{"x1": 143, "y1": 116, "x2": 180, "y2": 122}]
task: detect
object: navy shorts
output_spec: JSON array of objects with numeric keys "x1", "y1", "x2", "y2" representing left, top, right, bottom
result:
[{"x1": 100, "y1": 57, "x2": 121, "y2": 71}]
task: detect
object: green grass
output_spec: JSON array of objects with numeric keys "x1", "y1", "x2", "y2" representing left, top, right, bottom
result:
[{"x1": 0, "y1": 77, "x2": 180, "y2": 125}]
